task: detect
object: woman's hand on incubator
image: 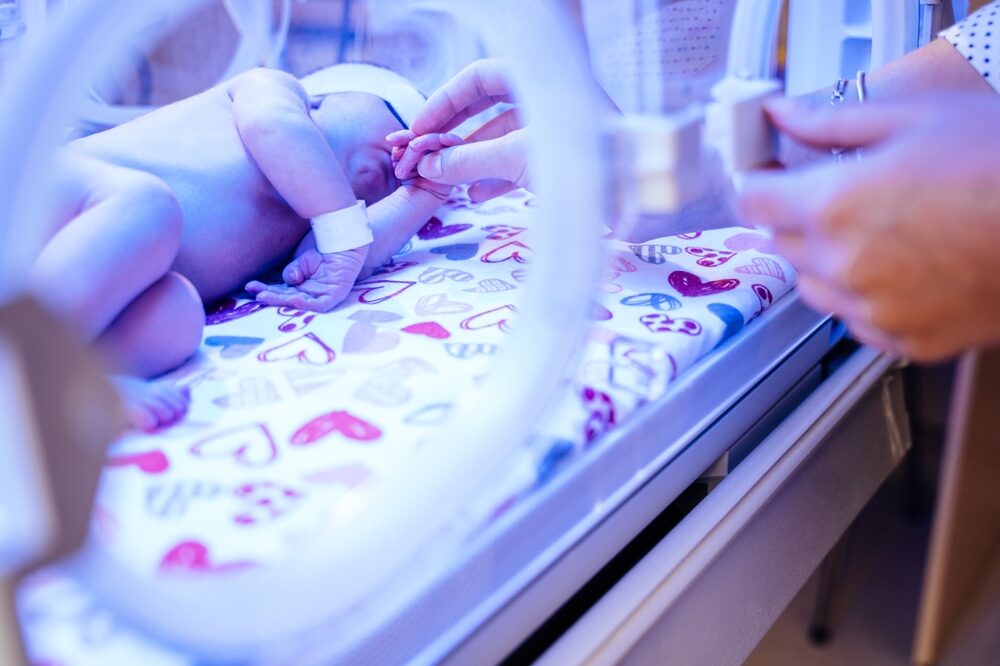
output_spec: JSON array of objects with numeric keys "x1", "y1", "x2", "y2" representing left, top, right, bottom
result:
[
  {"x1": 739, "y1": 93, "x2": 1000, "y2": 362},
  {"x1": 394, "y1": 58, "x2": 532, "y2": 202}
]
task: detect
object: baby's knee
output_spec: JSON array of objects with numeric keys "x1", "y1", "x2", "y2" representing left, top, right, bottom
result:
[
  {"x1": 163, "y1": 271, "x2": 204, "y2": 343},
  {"x1": 149, "y1": 272, "x2": 204, "y2": 369},
  {"x1": 118, "y1": 172, "x2": 184, "y2": 259}
]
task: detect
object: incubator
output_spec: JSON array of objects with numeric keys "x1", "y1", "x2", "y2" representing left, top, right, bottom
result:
[{"x1": 0, "y1": 1, "x2": 953, "y2": 664}]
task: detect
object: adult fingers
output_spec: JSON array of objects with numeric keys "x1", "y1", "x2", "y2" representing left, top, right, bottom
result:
[
  {"x1": 465, "y1": 108, "x2": 524, "y2": 143},
  {"x1": 417, "y1": 129, "x2": 529, "y2": 188},
  {"x1": 764, "y1": 97, "x2": 921, "y2": 151},
  {"x1": 394, "y1": 133, "x2": 465, "y2": 180},
  {"x1": 468, "y1": 179, "x2": 517, "y2": 202},
  {"x1": 411, "y1": 58, "x2": 515, "y2": 135}
]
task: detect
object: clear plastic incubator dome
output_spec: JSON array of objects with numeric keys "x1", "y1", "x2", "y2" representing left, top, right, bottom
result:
[{"x1": 0, "y1": 0, "x2": 846, "y2": 664}]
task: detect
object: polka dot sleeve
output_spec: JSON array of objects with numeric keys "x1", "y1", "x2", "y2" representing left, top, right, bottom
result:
[{"x1": 941, "y1": 1, "x2": 1000, "y2": 91}]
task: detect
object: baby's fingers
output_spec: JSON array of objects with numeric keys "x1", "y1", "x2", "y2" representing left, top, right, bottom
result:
[
  {"x1": 395, "y1": 133, "x2": 465, "y2": 179},
  {"x1": 386, "y1": 129, "x2": 416, "y2": 147}
]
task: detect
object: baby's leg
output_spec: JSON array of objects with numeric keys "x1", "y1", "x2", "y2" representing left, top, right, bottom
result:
[
  {"x1": 95, "y1": 271, "x2": 204, "y2": 378},
  {"x1": 32, "y1": 155, "x2": 201, "y2": 431},
  {"x1": 30, "y1": 156, "x2": 185, "y2": 343},
  {"x1": 97, "y1": 272, "x2": 204, "y2": 432}
]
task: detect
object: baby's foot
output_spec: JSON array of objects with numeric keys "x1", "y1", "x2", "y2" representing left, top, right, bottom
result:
[{"x1": 113, "y1": 376, "x2": 190, "y2": 433}]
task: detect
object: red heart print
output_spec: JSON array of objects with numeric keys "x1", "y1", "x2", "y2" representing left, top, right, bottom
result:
[
  {"x1": 160, "y1": 541, "x2": 254, "y2": 574},
  {"x1": 372, "y1": 259, "x2": 418, "y2": 276},
  {"x1": 735, "y1": 257, "x2": 786, "y2": 282},
  {"x1": 351, "y1": 279, "x2": 416, "y2": 305},
  {"x1": 417, "y1": 217, "x2": 473, "y2": 240},
  {"x1": 402, "y1": 322, "x2": 451, "y2": 339},
  {"x1": 257, "y1": 333, "x2": 335, "y2": 365},
  {"x1": 685, "y1": 246, "x2": 737, "y2": 268},
  {"x1": 276, "y1": 306, "x2": 316, "y2": 333},
  {"x1": 581, "y1": 386, "x2": 616, "y2": 444},
  {"x1": 640, "y1": 313, "x2": 703, "y2": 335},
  {"x1": 290, "y1": 410, "x2": 382, "y2": 445},
  {"x1": 481, "y1": 241, "x2": 532, "y2": 264},
  {"x1": 668, "y1": 271, "x2": 739, "y2": 297},
  {"x1": 206, "y1": 299, "x2": 268, "y2": 326},
  {"x1": 190, "y1": 424, "x2": 278, "y2": 467},
  {"x1": 753, "y1": 283, "x2": 774, "y2": 312},
  {"x1": 461, "y1": 305, "x2": 518, "y2": 332},
  {"x1": 483, "y1": 224, "x2": 527, "y2": 240},
  {"x1": 609, "y1": 256, "x2": 638, "y2": 273},
  {"x1": 106, "y1": 450, "x2": 169, "y2": 474}
]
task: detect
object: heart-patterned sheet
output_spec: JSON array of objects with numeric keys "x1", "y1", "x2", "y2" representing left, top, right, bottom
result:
[{"x1": 19, "y1": 190, "x2": 797, "y2": 664}]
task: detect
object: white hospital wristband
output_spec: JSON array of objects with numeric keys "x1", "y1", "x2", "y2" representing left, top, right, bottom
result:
[{"x1": 310, "y1": 200, "x2": 373, "y2": 254}]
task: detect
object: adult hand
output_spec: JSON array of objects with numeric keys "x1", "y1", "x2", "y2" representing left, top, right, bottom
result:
[
  {"x1": 739, "y1": 93, "x2": 1000, "y2": 362},
  {"x1": 394, "y1": 58, "x2": 531, "y2": 202}
]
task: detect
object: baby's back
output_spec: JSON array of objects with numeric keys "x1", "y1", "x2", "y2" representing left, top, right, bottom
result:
[{"x1": 71, "y1": 86, "x2": 309, "y2": 302}]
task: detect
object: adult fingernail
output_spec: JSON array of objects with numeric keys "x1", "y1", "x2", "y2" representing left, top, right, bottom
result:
[{"x1": 419, "y1": 153, "x2": 442, "y2": 179}]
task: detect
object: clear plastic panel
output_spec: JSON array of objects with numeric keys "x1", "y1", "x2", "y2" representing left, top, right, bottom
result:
[{"x1": 0, "y1": 0, "x2": 606, "y2": 662}]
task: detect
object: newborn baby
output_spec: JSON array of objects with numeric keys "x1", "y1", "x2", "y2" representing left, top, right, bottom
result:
[{"x1": 34, "y1": 65, "x2": 449, "y2": 431}]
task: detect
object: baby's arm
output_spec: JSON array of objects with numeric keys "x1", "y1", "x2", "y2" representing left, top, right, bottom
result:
[
  {"x1": 280, "y1": 178, "x2": 453, "y2": 286},
  {"x1": 228, "y1": 69, "x2": 367, "y2": 312}
]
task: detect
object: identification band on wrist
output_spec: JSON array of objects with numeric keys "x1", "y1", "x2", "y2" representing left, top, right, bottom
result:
[
  {"x1": 310, "y1": 200, "x2": 373, "y2": 254},
  {"x1": 831, "y1": 70, "x2": 867, "y2": 163}
]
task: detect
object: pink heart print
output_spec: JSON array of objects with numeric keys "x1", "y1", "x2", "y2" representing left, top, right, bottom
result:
[
  {"x1": 159, "y1": 541, "x2": 254, "y2": 574},
  {"x1": 290, "y1": 410, "x2": 382, "y2": 446},
  {"x1": 461, "y1": 304, "x2": 518, "y2": 332},
  {"x1": 735, "y1": 257, "x2": 786, "y2": 282},
  {"x1": 483, "y1": 224, "x2": 527, "y2": 240},
  {"x1": 415, "y1": 293, "x2": 473, "y2": 316},
  {"x1": 481, "y1": 240, "x2": 532, "y2": 264},
  {"x1": 351, "y1": 279, "x2": 417, "y2": 305},
  {"x1": 668, "y1": 271, "x2": 740, "y2": 297},
  {"x1": 106, "y1": 450, "x2": 169, "y2": 474},
  {"x1": 417, "y1": 217, "x2": 473, "y2": 240},
  {"x1": 233, "y1": 482, "x2": 303, "y2": 526},
  {"x1": 343, "y1": 322, "x2": 401, "y2": 354},
  {"x1": 190, "y1": 424, "x2": 278, "y2": 467},
  {"x1": 402, "y1": 322, "x2": 451, "y2": 339},
  {"x1": 257, "y1": 333, "x2": 335, "y2": 365},
  {"x1": 724, "y1": 232, "x2": 777, "y2": 254},
  {"x1": 685, "y1": 246, "x2": 737, "y2": 268},
  {"x1": 640, "y1": 313, "x2": 703, "y2": 336}
]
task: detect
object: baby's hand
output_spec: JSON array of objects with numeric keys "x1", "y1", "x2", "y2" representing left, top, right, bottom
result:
[
  {"x1": 246, "y1": 246, "x2": 367, "y2": 313},
  {"x1": 386, "y1": 130, "x2": 465, "y2": 180}
]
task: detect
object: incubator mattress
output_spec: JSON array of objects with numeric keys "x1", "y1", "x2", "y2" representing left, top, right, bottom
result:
[{"x1": 19, "y1": 190, "x2": 797, "y2": 663}]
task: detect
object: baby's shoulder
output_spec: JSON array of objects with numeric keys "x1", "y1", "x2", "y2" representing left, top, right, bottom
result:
[{"x1": 226, "y1": 68, "x2": 306, "y2": 102}]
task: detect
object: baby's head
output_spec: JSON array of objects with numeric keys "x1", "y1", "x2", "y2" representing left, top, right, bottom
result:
[{"x1": 302, "y1": 64, "x2": 425, "y2": 206}]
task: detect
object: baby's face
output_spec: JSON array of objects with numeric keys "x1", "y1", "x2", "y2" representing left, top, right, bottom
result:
[{"x1": 310, "y1": 92, "x2": 404, "y2": 205}]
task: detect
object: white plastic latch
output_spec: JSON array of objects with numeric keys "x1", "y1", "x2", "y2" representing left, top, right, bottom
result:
[{"x1": 706, "y1": 77, "x2": 783, "y2": 176}]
